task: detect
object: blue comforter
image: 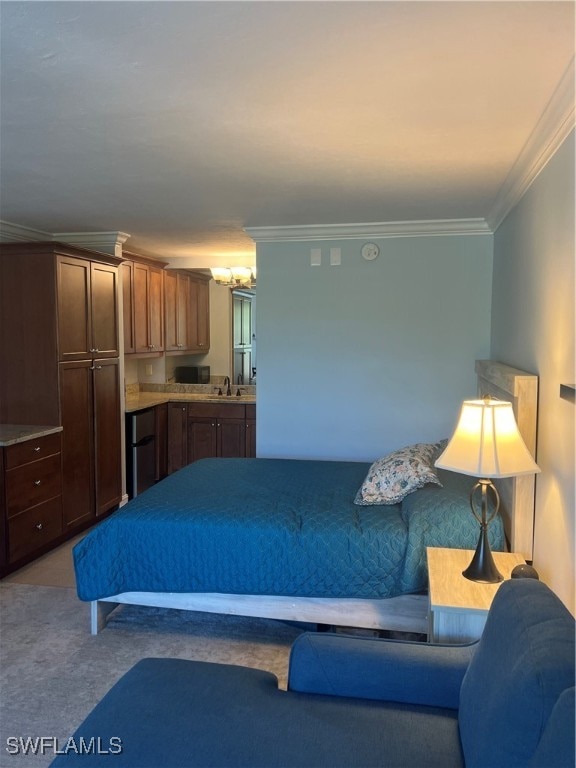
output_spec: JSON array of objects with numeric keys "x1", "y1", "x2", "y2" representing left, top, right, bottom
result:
[{"x1": 74, "y1": 458, "x2": 504, "y2": 601}]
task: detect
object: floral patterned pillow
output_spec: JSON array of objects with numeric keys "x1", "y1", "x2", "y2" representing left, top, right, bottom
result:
[{"x1": 354, "y1": 440, "x2": 447, "y2": 506}]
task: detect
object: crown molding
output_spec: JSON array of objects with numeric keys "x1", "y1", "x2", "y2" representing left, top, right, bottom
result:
[
  {"x1": 0, "y1": 221, "x2": 131, "y2": 257},
  {"x1": 52, "y1": 231, "x2": 131, "y2": 257},
  {"x1": 0, "y1": 220, "x2": 52, "y2": 242},
  {"x1": 487, "y1": 57, "x2": 575, "y2": 231},
  {"x1": 245, "y1": 218, "x2": 491, "y2": 243}
]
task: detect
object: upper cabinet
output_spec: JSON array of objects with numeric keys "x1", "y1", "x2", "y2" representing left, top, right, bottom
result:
[
  {"x1": 122, "y1": 253, "x2": 167, "y2": 355},
  {"x1": 164, "y1": 269, "x2": 211, "y2": 355},
  {"x1": 187, "y1": 273, "x2": 211, "y2": 353},
  {"x1": 58, "y1": 256, "x2": 120, "y2": 361},
  {"x1": 122, "y1": 257, "x2": 211, "y2": 357}
]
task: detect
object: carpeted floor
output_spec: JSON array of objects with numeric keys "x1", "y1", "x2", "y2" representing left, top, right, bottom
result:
[{"x1": 0, "y1": 541, "x2": 304, "y2": 768}]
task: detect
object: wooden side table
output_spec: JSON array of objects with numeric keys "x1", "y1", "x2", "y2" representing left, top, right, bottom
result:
[{"x1": 427, "y1": 547, "x2": 526, "y2": 643}]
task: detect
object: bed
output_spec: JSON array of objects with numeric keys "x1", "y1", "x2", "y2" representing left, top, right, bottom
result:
[{"x1": 81, "y1": 360, "x2": 538, "y2": 635}]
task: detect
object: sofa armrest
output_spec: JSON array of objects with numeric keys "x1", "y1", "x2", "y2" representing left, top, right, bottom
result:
[{"x1": 288, "y1": 632, "x2": 476, "y2": 710}]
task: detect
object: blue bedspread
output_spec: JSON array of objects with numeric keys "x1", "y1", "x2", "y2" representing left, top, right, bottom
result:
[{"x1": 74, "y1": 459, "x2": 504, "y2": 601}]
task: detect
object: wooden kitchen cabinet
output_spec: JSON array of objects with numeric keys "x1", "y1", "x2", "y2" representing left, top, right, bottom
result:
[
  {"x1": 121, "y1": 260, "x2": 135, "y2": 354},
  {"x1": 163, "y1": 402, "x2": 255, "y2": 475},
  {"x1": 164, "y1": 270, "x2": 192, "y2": 352},
  {"x1": 245, "y1": 404, "x2": 256, "y2": 458},
  {"x1": 0, "y1": 242, "x2": 123, "y2": 567},
  {"x1": 59, "y1": 357, "x2": 121, "y2": 527},
  {"x1": 123, "y1": 252, "x2": 167, "y2": 355},
  {"x1": 167, "y1": 403, "x2": 188, "y2": 475},
  {"x1": 0, "y1": 431, "x2": 63, "y2": 574},
  {"x1": 57, "y1": 255, "x2": 120, "y2": 361},
  {"x1": 155, "y1": 403, "x2": 168, "y2": 481},
  {"x1": 187, "y1": 403, "x2": 246, "y2": 463},
  {"x1": 188, "y1": 275, "x2": 211, "y2": 353}
]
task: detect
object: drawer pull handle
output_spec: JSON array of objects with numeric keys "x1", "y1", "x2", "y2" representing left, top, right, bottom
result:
[
  {"x1": 33, "y1": 446, "x2": 41, "y2": 452},
  {"x1": 36, "y1": 523, "x2": 43, "y2": 531},
  {"x1": 34, "y1": 480, "x2": 41, "y2": 486}
]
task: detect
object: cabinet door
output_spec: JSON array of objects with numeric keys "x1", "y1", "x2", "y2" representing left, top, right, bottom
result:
[
  {"x1": 245, "y1": 419, "x2": 256, "y2": 458},
  {"x1": 177, "y1": 273, "x2": 190, "y2": 349},
  {"x1": 93, "y1": 358, "x2": 122, "y2": 516},
  {"x1": 167, "y1": 403, "x2": 188, "y2": 474},
  {"x1": 148, "y1": 266, "x2": 164, "y2": 352},
  {"x1": 57, "y1": 256, "x2": 91, "y2": 361},
  {"x1": 164, "y1": 271, "x2": 179, "y2": 351},
  {"x1": 91, "y1": 262, "x2": 120, "y2": 357},
  {"x1": 196, "y1": 278, "x2": 210, "y2": 351},
  {"x1": 133, "y1": 262, "x2": 150, "y2": 352},
  {"x1": 155, "y1": 403, "x2": 168, "y2": 481},
  {"x1": 188, "y1": 418, "x2": 218, "y2": 463},
  {"x1": 218, "y1": 419, "x2": 246, "y2": 458},
  {"x1": 188, "y1": 278, "x2": 210, "y2": 352},
  {"x1": 59, "y1": 360, "x2": 95, "y2": 528},
  {"x1": 121, "y1": 261, "x2": 135, "y2": 354}
]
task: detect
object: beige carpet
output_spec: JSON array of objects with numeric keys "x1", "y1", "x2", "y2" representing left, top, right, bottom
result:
[
  {"x1": 0, "y1": 539, "x2": 304, "y2": 768},
  {"x1": 1, "y1": 535, "x2": 84, "y2": 589}
]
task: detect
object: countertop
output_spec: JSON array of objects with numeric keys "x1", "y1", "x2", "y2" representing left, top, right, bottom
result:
[
  {"x1": 0, "y1": 424, "x2": 63, "y2": 447},
  {"x1": 125, "y1": 392, "x2": 256, "y2": 413}
]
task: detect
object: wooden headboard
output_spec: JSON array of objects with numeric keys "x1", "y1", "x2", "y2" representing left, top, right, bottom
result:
[{"x1": 475, "y1": 360, "x2": 538, "y2": 560}]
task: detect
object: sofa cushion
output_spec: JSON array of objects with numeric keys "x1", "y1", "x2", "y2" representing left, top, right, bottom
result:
[
  {"x1": 50, "y1": 657, "x2": 464, "y2": 768},
  {"x1": 459, "y1": 579, "x2": 575, "y2": 768}
]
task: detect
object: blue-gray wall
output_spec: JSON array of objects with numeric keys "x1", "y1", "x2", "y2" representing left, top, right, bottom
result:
[
  {"x1": 491, "y1": 130, "x2": 575, "y2": 613},
  {"x1": 256, "y1": 233, "x2": 493, "y2": 461}
]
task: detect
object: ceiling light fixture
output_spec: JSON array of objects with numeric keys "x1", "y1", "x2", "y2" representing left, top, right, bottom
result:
[{"x1": 210, "y1": 266, "x2": 256, "y2": 289}]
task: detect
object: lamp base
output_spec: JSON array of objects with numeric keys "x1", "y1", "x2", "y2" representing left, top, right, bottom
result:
[{"x1": 462, "y1": 525, "x2": 503, "y2": 583}]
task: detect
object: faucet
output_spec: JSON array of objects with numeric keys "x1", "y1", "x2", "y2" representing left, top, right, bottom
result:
[{"x1": 223, "y1": 376, "x2": 232, "y2": 397}]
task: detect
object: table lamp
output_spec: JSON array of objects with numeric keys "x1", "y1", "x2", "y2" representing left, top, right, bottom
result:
[{"x1": 435, "y1": 397, "x2": 540, "y2": 583}]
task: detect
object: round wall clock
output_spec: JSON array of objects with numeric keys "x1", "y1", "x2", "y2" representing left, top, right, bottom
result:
[{"x1": 361, "y1": 242, "x2": 379, "y2": 261}]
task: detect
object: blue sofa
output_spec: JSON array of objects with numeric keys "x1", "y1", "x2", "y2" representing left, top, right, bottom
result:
[{"x1": 52, "y1": 579, "x2": 575, "y2": 767}]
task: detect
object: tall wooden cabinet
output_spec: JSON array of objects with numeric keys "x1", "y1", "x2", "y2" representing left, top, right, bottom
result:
[
  {"x1": 0, "y1": 242, "x2": 123, "y2": 560},
  {"x1": 122, "y1": 252, "x2": 167, "y2": 355}
]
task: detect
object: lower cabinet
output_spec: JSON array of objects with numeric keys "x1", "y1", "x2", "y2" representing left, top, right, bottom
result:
[
  {"x1": 167, "y1": 403, "x2": 188, "y2": 475},
  {"x1": 165, "y1": 402, "x2": 256, "y2": 475},
  {"x1": 245, "y1": 404, "x2": 256, "y2": 458},
  {"x1": 1, "y1": 432, "x2": 63, "y2": 573},
  {"x1": 60, "y1": 358, "x2": 122, "y2": 529},
  {"x1": 187, "y1": 403, "x2": 246, "y2": 463}
]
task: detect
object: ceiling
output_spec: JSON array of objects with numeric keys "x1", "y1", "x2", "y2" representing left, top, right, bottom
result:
[{"x1": 0, "y1": 1, "x2": 574, "y2": 268}]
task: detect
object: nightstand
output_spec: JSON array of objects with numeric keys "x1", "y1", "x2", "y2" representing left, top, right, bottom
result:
[{"x1": 427, "y1": 547, "x2": 526, "y2": 643}]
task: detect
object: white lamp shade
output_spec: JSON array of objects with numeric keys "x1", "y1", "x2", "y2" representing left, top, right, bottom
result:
[
  {"x1": 435, "y1": 399, "x2": 540, "y2": 478},
  {"x1": 210, "y1": 267, "x2": 233, "y2": 284}
]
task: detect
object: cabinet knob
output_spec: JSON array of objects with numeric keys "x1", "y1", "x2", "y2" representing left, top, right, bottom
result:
[
  {"x1": 34, "y1": 480, "x2": 42, "y2": 486},
  {"x1": 33, "y1": 446, "x2": 41, "y2": 452},
  {"x1": 35, "y1": 523, "x2": 43, "y2": 531}
]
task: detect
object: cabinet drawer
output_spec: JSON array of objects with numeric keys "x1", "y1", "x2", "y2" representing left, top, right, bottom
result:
[
  {"x1": 5, "y1": 453, "x2": 62, "y2": 517},
  {"x1": 5, "y1": 433, "x2": 62, "y2": 470},
  {"x1": 187, "y1": 403, "x2": 245, "y2": 419},
  {"x1": 8, "y1": 497, "x2": 63, "y2": 562}
]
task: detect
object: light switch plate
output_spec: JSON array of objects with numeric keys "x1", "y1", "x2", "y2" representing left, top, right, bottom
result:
[
  {"x1": 310, "y1": 248, "x2": 322, "y2": 266},
  {"x1": 330, "y1": 247, "x2": 341, "y2": 266}
]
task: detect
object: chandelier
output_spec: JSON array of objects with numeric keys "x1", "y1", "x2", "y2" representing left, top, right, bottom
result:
[{"x1": 210, "y1": 266, "x2": 256, "y2": 289}]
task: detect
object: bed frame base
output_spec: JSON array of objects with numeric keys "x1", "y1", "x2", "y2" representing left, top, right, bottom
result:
[{"x1": 91, "y1": 592, "x2": 429, "y2": 637}]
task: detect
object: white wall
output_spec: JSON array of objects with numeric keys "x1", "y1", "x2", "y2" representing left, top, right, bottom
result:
[
  {"x1": 257, "y1": 233, "x2": 493, "y2": 461},
  {"x1": 491, "y1": 130, "x2": 575, "y2": 614}
]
